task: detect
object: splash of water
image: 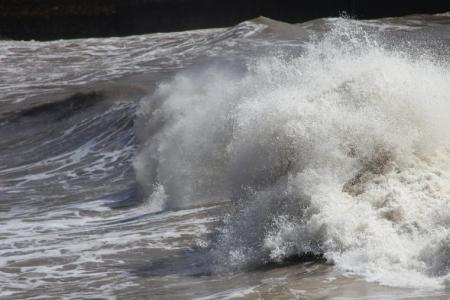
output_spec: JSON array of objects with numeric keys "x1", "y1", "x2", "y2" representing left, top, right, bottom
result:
[{"x1": 134, "y1": 19, "x2": 450, "y2": 288}]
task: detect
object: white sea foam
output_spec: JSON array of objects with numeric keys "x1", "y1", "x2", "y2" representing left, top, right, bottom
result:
[{"x1": 134, "y1": 18, "x2": 450, "y2": 288}]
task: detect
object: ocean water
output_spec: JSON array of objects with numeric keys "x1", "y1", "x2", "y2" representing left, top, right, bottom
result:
[{"x1": 1, "y1": 14, "x2": 450, "y2": 299}]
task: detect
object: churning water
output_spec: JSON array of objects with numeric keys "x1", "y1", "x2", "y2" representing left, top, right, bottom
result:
[{"x1": 1, "y1": 14, "x2": 450, "y2": 299}]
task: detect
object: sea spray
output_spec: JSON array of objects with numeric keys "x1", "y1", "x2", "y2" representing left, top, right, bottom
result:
[{"x1": 134, "y1": 18, "x2": 450, "y2": 288}]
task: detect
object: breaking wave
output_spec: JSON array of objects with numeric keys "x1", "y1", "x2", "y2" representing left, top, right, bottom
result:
[{"x1": 134, "y1": 19, "x2": 450, "y2": 288}]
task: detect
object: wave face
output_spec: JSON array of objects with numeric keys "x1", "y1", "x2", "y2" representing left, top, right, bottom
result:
[{"x1": 134, "y1": 19, "x2": 450, "y2": 288}]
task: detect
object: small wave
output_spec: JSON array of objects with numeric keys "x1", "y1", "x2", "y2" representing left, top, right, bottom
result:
[{"x1": 3, "y1": 92, "x2": 105, "y2": 123}]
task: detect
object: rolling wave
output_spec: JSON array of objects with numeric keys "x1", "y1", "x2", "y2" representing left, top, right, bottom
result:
[{"x1": 2, "y1": 14, "x2": 450, "y2": 299}]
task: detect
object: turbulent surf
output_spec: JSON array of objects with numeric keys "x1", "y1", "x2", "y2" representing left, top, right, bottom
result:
[{"x1": 2, "y1": 14, "x2": 450, "y2": 300}]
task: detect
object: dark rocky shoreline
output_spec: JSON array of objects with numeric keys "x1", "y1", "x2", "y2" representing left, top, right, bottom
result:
[{"x1": 1, "y1": 0, "x2": 450, "y2": 40}]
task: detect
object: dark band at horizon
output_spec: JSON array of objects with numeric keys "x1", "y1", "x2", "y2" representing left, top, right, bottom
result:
[{"x1": 1, "y1": 0, "x2": 450, "y2": 40}]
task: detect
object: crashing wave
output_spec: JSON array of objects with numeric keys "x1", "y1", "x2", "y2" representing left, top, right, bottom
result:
[{"x1": 134, "y1": 18, "x2": 450, "y2": 288}]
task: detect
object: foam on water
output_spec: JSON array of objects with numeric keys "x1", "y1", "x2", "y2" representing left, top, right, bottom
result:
[{"x1": 134, "y1": 18, "x2": 450, "y2": 288}]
